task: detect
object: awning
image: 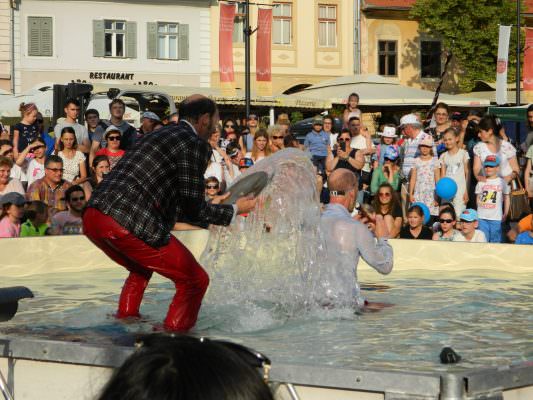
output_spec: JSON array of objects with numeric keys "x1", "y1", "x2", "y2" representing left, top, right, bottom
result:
[{"x1": 292, "y1": 74, "x2": 489, "y2": 107}]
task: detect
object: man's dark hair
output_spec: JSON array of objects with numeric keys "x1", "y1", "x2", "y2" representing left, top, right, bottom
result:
[
  {"x1": 178, "y1": 96, "x2": 217, "y2": 123},
  {"x1": 44, "y1": 155, "x2": 63, "y2": 168},
  {"x1": 65, "y1": 185, "x2": 84, "y2": 203},
  {"x1": 85, "y1": 109, "x2": 100, "y2": 118},
  {"x1": 64, "y1": 98, "x2": 80, "y2": 108},
  {"x1": 348, "y1": 116, "x2": 360, "y2": 124},
  {"x1": 109, "y1": 98, "x2": 126, "y2": 111}
]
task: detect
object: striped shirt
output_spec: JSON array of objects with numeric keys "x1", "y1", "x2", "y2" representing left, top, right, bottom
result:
[{"x1": 26, "y1": 178, "x2": 71, "y2": 221}]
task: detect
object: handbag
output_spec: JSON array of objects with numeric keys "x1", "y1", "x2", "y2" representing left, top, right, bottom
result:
[{"x1": 508, "y1": 178, "x2": 532, "y2": 221}]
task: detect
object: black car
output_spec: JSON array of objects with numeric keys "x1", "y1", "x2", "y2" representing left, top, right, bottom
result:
[{"x1": 290, "y1": 116, "x2": 343, "y2": 143}]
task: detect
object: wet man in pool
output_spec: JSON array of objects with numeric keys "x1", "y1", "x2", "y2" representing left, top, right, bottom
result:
[
  {"x1": 82, "y1": 95, "x2": 257, "y2": 332},
  {"x1": 317, "y1": 168, "x2": 393, "y2": 311}
]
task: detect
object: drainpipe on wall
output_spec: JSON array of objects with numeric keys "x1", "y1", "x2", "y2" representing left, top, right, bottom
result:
[
  {"x1": 10, "y1": 0, "x2": 17, "y2": 94},
  {"x1": 353, "y1": 0, "x2": 361, "y2": 74}
]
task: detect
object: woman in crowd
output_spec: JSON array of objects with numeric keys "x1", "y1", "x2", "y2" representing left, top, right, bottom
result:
[
  {"x1": 0, "y1": 192, "x2": 26, "y2": 238},
  {"x1": 0, "y1": 156, "x2": 24, "y2": 196},
  {"x1": 439, "y1": 127, "x2": 470, "y2": 215},
  {"x1": 473, "y1": 114, "x2": 519, "y2": 184},
  {"x1": 427, "y1": 102, "x2": 451, "y2": 144},
  {"x1": 222, "y1": 118, "x2": 239, "y2": 139},
  {"x1": 13, "y1": 102, "x2": 41, "y2": 159},
  {"x1": 205, "y1": 176, "x2": 221, "y2": 201},
  {"x1": 409, "y1": 135, "x2": 440, "y2": 221},
  {"x1": 83, "y1": 155, "x2": 111, "y2": 199},
  {"x1": 400, "y1": 204, "x2": 433, "y2": 240},
  {"x1": 57, "y1": 127, "x2": 87, "y2": 184},
  {"x1": 372, "y1": 182, "x2": 403, "y2": 238},
  {"x1": 323, "y1": 115, "x2": 338, "y2": 149},
  {"x1": 432, "y1": 207, "x2": 462, "y2": 241},
  {"x1": 343, "y1": 93, "x2": 362, "y2": 129},
  {"x1": 15, "y1": 137, "x2": 47, "y2": 187},
  {"x1": 205, "y1": 127, "x2": 232, "y2": 184},
  {"x1": 95, "y1": 126, "x2": 125, "y2": 169},
  {"x1": 268, "y1": 125, "x2": 285, "y2": 153},
  {"x1": 326, "y1": 130, "x2": 364, "y2": 175},
  {"x1": 370, "y1": 146, "x2": 401, "y2": 195},
  {"x1": 246, "y1": 129, "x2": 271, "y2": 163}
]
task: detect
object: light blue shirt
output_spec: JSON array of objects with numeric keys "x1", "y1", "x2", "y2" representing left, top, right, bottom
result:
[{"x1": 304, "y1": 130, "x2": 330, "y2": 157}]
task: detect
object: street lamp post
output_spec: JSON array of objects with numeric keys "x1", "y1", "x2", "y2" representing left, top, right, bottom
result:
[
  {"x1": 244, "y1": 0, "x2": 251, "y2": 118},
  {"x1": 516, "y1": 0, "x2": 521, "y2": 106}
]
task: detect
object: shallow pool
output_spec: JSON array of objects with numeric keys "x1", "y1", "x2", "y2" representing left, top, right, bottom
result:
[{"x1": 1, "y1": 269, "x2": 532, "y2": 372}]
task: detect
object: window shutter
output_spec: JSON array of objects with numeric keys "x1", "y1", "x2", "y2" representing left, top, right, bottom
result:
[
  {"x1": 28, "y1": 17, "x2": 41, "y2": 56},
  {"x1": 93, "y1": 20, "x2": 105, "y2": 57},
  {"x1": 126, "y1": 21, "x2": 137, "y2": 58},
  {"x1": 178, "y1": 24, "x2": 189, "y2": 60},
  {"x1": 40, "y1": 18, "x2": 53, "y2": 56},
  {"x1": 147, "y1": 22, "x2": 158, "y2": 59}
]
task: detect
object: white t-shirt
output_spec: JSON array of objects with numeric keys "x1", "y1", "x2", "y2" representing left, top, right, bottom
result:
[
  {"x1": 454, "y1": 229, "x2": 487, "y2": 243},
  {"x1": 204, "y1": 150, "x2": 224, "y2": 182},
  {"x1": 224, "y1": 163, "x2": 241, "y2": 186},
  {"x1": 245, "y1": 152, "x2": 265, "y2": 163},
  {"x1": 475, "y1": 177, "x2": 510, "y2": 221},
  {"x1": 26, "y1": 158, "x2": 45, "y2": 186},
  {"x1": 0, "y1": 178, "x2": 24, "y2": 196},
  {"x1": 58, "y1": 150, "x2": 86, "y2": 182},
  {"x1": 54, "y1": 121, "x2": 90, "y2": 147},
  {"x1": 473, "y1": 141, "x2": 516, "y2": 178},
  {"x1": 10, "y1": 164, "x2": 27, "y2": 183},
  {"x1": 439, "y1": 149, "x2": 470, "y2": 192},
  {"x1": 329, "y1": 133, "x2": 339, "y2": 150},
  {"x1": 350, "y1": 134, "x2": 374, "y2": 172}
]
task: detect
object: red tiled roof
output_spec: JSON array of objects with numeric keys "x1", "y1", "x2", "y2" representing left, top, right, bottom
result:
[{"x1": 364, "y1": 0, "x2": 532, "y2": 13}]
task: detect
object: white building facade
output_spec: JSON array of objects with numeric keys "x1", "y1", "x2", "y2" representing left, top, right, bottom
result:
[{"x1": 13, "y1": 0, "x2": 212, "y2": 93}]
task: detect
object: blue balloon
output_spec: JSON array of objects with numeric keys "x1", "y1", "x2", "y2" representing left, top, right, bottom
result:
[
  {"x1": 436, "y1": 177, "x2": 458, "y2": 200},
  {"x1": 412, "y1": 202, "x2": 431, "y2": 225}
]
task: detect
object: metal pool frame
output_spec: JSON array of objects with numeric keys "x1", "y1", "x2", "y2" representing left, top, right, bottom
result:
[{"x1": 0, "y1": 336, "x2": 532, "y2": 400}]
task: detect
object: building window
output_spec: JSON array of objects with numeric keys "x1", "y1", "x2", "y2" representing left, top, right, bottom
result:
[
  {"x1": 158, "y1": 23, "x2": 179, "y2": 59},
  {"x1": 104, "y1": 20, "x2": 126, "y2": 57},
  {"x1": 233, "y1": 3, "x2": 246, "y2": 43},
  {"x1": 28, "y1": 16, "x2": 53, "y2": 57},
  {"x1": 318, "y1": 5, "x2": 336, "y2": 47},
  {"x1": 421, "y1": 41, "x2": 442, "y2": 78},
  {"x1": 273, "y1": 2, "x2": 292, "y2": 45},
  {"x1": 378, "y1": 40, "x2": 397, "y2": 76}
]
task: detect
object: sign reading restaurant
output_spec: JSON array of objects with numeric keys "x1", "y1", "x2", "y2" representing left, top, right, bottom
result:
[{"x1": 89, "y1": 72, "x2": 135, "y2": 80}]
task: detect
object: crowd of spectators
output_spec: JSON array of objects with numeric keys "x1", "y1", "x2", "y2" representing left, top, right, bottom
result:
[{"x1": 0, "y1": 94, "x2": 532, "y2": 245}]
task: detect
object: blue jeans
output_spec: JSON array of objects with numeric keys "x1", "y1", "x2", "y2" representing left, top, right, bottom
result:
[{"x1": 478, "y1": 219, "x2": 502, "y2": 243}]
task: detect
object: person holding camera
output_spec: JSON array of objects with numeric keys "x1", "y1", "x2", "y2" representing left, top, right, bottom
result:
[{"x1": 326, "y1": 130, "x2": 364, "y2": 175}]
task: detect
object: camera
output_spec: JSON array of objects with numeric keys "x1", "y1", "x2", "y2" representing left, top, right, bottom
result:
[{"x1": 339, "y1": 141, "x2": 347, "y2": 152}]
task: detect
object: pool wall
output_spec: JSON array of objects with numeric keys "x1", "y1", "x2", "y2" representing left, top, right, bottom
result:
[{"x1": 1, "y1": 232, "x2": 533, "y2": 399}]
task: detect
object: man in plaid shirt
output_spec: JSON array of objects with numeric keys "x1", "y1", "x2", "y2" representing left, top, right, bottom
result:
[{"x1": 83, "y1": 95, "x2": 257, "y2": 331}]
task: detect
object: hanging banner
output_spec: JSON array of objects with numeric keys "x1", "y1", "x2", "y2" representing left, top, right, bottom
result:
[
  {"x1": 524, "y1": 28, "x2": 533, "y2": 103},
  {"x1": 256, "y1": 8, "x2": 273, "y2": 97},
  {"x1": 219, "y1": 4, "x2": 236, "y2": 97},
  {"x1": 496, "y1": 25, "x2": 511, "y2": 105}
]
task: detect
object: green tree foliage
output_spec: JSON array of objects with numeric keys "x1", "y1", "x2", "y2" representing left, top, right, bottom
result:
[{"x1": 410, "y1": 0, "x2": 523, "y2": 92}]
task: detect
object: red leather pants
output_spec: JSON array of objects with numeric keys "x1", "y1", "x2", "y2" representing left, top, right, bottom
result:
[{"x1": 82, "y1": 207, "x2": 209, "y2": 331}]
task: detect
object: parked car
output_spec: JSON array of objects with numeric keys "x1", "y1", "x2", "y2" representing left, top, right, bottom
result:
[{"x1": 290, "y1": 116, "x2": 343, "y2": 143}]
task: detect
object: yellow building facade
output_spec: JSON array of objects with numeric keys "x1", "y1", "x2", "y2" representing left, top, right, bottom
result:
[{"x1": 210, "y1": 0, "x2": 356, "y2": 95}]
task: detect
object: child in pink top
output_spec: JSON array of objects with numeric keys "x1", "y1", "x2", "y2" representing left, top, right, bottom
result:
[{"x1": 0, "y1": 192, "x2": 26, "y2": 238}]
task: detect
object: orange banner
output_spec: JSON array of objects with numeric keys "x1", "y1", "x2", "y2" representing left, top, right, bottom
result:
[
  {"x1": 219, "y1": 4, "x2": 236, "y2": 96},
  {"x1": 256, "y1": 8, "x2": 272, "y2": 97},
  {"x1": 524, "y1": 28, "x2": 533, "y2": 103}
]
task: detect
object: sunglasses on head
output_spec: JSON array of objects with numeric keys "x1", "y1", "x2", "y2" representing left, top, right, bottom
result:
[{"x1": 439, "y1": 218, "x2": 454, "y2": 224}]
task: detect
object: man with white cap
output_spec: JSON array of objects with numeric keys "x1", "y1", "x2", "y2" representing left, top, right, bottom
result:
[{"x1": 398, "y1": 113, "x2": 437, "y2": 215}]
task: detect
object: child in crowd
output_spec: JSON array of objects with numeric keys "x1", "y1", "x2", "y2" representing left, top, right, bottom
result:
[
  {"x1": 343, "y1": 93, "x2": 362, "y2": 128},
  {"x1": 16, "y1": 137, "x2": 47, "y2": 186},
  {"x1": 399, "y1": 204, "x2": 433, "y2": 240},
  {"x1": 439, "y1": 128, "x2": 470, "y2": 216},
  {"x1": 454, "y1": 209, "x2": 487, "y2": 243},
  {"x1": 432, "y1": 207, "x2": 462, "y2": 241},
  {"x1": 370, "y1": 146, "x2": 401, "y2": 194},
  {"x1": 95, "y1": 126, "x2": 125, "y2": 170},
  {"x1": 515, "y1": 215, "x2": 533, "y2": 245},
  {"x1": 205, "y1": 176, "x2": 221, "y2": 201},
  {"x1": 373, "y1": 125, "x2": 398, "y2": 167},
  {"x1": 20, "y1": 200, "x2": 49, "y2": 236},
  {"x1": 0, "y1": 192, "x2": 26, "y2": 238},
  {"x1": 475, "y1": 155, "x2": 510, "y2": 243},
  {"x1": 409, "y1": 136, "x2": 440, "y2": 221}
]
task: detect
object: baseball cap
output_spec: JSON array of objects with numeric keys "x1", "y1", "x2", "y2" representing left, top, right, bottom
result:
[
  {"x1": 418, "y1": 135, "x2": 434, "y2": 147},
  {"x1": 239, "y1": 158, "x2": 254, "y2": 168},
  {"x1": 379, "y1": 126, "x2": 397, "y2": 138},
  {"x1": 383, "y1": 146, "x2": 399, "y2": 161},
  {"x1": 483, "y1": 155, "x2": 501, "y2": 167},
  {"x1": 399, "y1": 113, "x2": 422, "y2": 127},
  {"x1": 312, "y1": 116, "x2": 323, "y2": 126},
  {"x1": 460, "y1": 209, "x2": 478, "y2": 222},
  {"x1": 142, "y1": 111, "x2": 161, "y2": 122},
  {"x1": 0, "y1": 192, "x2": 26, "y2": 207}
]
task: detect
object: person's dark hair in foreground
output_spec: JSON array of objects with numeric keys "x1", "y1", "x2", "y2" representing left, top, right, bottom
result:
[{"x1": 98, "y1": 334, "x2": 273, "y2": 400}]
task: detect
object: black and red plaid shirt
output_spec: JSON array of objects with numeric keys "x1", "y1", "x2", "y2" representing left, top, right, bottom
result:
[{"x1": 88, "y1": 120, "x2": 234, "y2": 248}]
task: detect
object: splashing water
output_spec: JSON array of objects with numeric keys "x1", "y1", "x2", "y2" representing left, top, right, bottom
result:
[{"x1": 201, "y1": 148, "x2": 325, "y2": 319}]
